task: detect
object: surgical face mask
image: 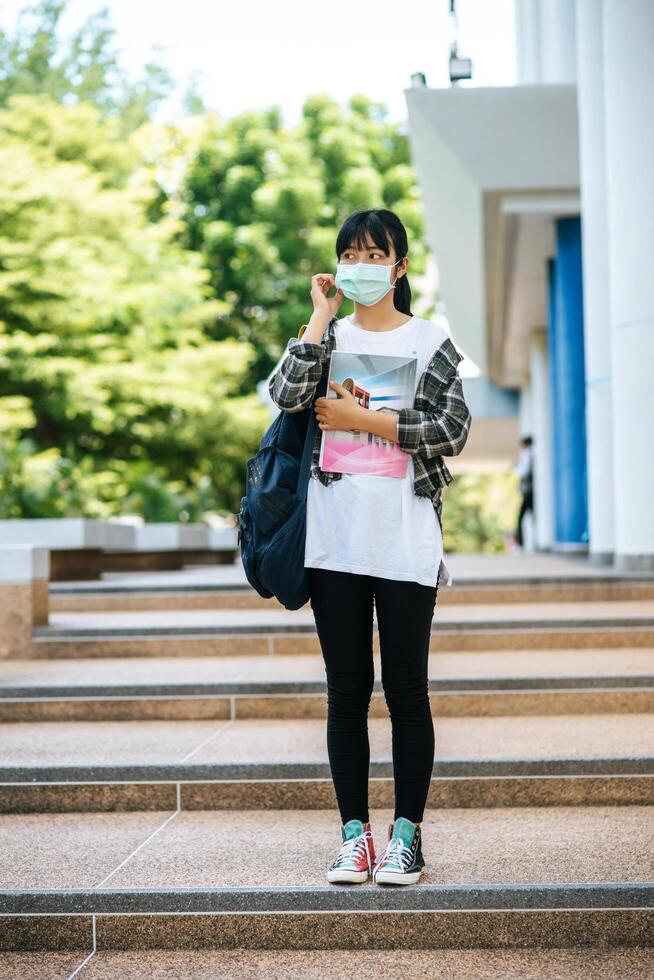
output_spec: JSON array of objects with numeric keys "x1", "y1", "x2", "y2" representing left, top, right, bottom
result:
[{"x1": 335, "y1": 258, "x2": 403, "y2": 306}]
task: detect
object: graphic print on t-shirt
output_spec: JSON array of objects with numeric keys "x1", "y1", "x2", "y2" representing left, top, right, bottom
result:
[{"x1": 319, "y1": 350, "x2": 417, "y2": 478}]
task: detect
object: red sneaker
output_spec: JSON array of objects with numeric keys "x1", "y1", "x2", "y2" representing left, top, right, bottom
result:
[{"x1": 326, "y1": 818, "x2": 376, "y2": 883}]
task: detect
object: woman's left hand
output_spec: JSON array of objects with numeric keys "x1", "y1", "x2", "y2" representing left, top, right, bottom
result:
[{"x1": 314, "y1": 382, "x2": 366, "y2": 431}]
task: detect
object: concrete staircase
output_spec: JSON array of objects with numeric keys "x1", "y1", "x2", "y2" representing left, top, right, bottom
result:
[{"x1": 1, "y1": 556, "x2": 654, "y2": 977}]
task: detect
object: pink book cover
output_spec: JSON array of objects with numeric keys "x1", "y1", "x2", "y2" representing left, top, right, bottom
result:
[{"x1": 318, "y1": 350, "x2": 417, "y2": 478}]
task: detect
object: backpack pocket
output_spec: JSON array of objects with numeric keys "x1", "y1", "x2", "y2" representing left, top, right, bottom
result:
[{"x1": 246, "y1": 446, "x2": 300, "y2": 536}]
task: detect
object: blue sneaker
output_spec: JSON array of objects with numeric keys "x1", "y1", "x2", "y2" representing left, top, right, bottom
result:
[{"x1": 372, "y1": 816, "x2": 425, "y2": 885}]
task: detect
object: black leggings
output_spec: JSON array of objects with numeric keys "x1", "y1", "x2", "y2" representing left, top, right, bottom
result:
[{"x1": 308, "y1": 567, "x2": 438, "y2": 825}]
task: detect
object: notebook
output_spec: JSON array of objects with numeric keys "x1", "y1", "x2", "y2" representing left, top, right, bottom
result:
[{"x1": 318, "y1": 350, "x2": 417, "y2": 478}]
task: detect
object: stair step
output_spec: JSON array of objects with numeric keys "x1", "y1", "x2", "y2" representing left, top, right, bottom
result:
[
  {"x1": 31, "y1": 630, "x2": 654, "y2": 659},
  {"x1": 49, "y1": 579, "x2": 654, "y2": 611},
  {"x1": 4, "y1": 882, "x2": 654, "y2": 913},
  {"x1": 4, "y1": 947, "x2": 654, "y2": 978},
  {"x1": 0, "y1": 678, "x2": 654, "y2": 723},
  {"x1": 36, "y1": 600, "x2": 654, "y2": 635},
  {"x1": 48, "y1": 554, "x2": 654, "y2": 617},
  {"x1": 3, "y1": 909, "x2": 652, "y2": 953},
  {"x1": 1, "y1": 688, "x2": 653, "y2": 723},
  {"x1": 2, "y1": 715, "x2": 653, "y2": 812},
  {"x1": 50, "y1": 552, "x2": 654, "y2": 589},
  {"x1": 3, "y1": 650, "x2": 654, "y2": 721},
  {"x1": 6, "y1": 805, "x2": 649, "y2": 890},
  {"x1": 3, "y1": 714, "x2": 653, "y2": 770},
  {"x1": 7, "y1": 676, "x2": 654, "y2": 697},
  {"x1": 5, "y1": 649, "x2": 654, "y2": 687},
  {"x1": 27, "y1": 600, "x2": 654, "y2": 658},
  {"x1": 1, "y1": 806, "x2": 653, "y2": 949}
]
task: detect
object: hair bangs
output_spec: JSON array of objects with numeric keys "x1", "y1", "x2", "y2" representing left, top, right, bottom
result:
[{"x1": 335, "y1": 211, "x2": 392, "y2": 258}]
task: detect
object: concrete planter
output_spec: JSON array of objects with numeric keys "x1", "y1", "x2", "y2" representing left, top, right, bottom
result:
[
  {"x1": 0, "y1": 520, "x2": 138, "y2": 581},
  {"x1": 134, "y1": 524, "x2": 209, "y2": 553},
  {"x1": 0, "y1": 519, "x2": 135, "y2": 550},
  {"x1": 209, "y1": 527, "x2": 238, "y2": 550},
  {"x1": 0, "y1": 546, "x2": 49, "y2": 657}
]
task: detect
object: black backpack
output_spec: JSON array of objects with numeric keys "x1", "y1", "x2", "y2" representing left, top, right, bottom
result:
[{"x1": 237, "y1": 359, "x2": 328, "y2": 610}]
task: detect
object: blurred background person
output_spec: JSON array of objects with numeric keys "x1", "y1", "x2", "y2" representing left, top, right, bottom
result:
[{"x1": 513, "y1": 435, "x2": 533, "y2": 551}]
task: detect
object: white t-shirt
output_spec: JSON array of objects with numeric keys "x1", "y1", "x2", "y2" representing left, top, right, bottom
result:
[{"x1": 304, "y1": 313, "x2": 451, "y2": 589}]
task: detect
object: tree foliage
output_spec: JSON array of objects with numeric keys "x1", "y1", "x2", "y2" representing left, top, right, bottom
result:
[
  {"x1": 179, "y1": 93, "x2": 432, "y2": 384},
  {"x1": 0, "y1": 0, "x2": 172, "y2": 129},
  {"x1": 0, "y1": 2, "x2": 435, "y2": 524},
  {"x1": 0, "y1": 93, "x2": 267, "y2": 520},
  {"x1": 443, "y1": 472, "x2": 520, "y2": 554},
  {"x1": 0, "y1": 2, "x2": 504, "y2": 550}
]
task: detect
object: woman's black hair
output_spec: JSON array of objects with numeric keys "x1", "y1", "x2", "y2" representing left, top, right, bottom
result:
[{"x1": 335, "y1": 209, "x2": 413, "y2": 316}]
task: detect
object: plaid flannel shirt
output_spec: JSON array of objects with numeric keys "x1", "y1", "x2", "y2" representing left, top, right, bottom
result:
[{"x1": 267, "y1": 315, "x2": 471, "y2": 528}]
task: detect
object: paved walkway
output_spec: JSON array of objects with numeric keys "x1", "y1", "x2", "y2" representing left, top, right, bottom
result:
[
  {"x1": 51, "y1": 551, "x2": 654, "y2": 591},
  {"x1": 38, "y1": 599, "x2": 654, "y2": 636},
  {"x1": 2, "y1": 552, "x2": 654, "y2": 973}
]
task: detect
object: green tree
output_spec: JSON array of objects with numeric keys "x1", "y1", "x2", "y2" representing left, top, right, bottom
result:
[
  {"x1": 443, "y1": 472, "x2": 520, "y2": 554},
  {"x1": 180, "y1": 93, "x2": 433, "y2": 385},
  {"x1": 2, "y1": 4, "x2": 482, "y2": 534},
  {"x1": 0, "y1": 94, "x2": 267, "y2": 519},
  {"x1": 0, "y1": 1, "x2": 172, "y2": 129}
]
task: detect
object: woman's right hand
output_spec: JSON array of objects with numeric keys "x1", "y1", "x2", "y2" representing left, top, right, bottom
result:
[{"x1": 311, "y1": 273, "x2": 343, "y2": 321}]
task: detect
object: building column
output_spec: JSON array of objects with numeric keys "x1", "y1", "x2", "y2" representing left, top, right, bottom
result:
[
  {"x1": 515, "y1": 0, "x2": 577, "y2": 84},
  {"x1": 529, "y1": 329, "x2": 554, "y2": 550},
  {"x1": 603, "y1": 0, "x2": 654, "y2": 570},
  {"x1": 575, "y1": 0, "x2": 614, "y2": 564},
  {"x1": 518, "y1": 384, "x2": 533, "y2": 440},
  {"x1": 538, "y1": 0, "x2": 577, "y2": 83},
  {"x1": 547, "y1": 219, "x2": 589, "y2": 548},
  {"x1": 515, "y1": 0, "x2": 542, "y2": 83}
]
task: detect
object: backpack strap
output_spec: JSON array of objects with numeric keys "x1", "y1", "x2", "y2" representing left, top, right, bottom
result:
[{"x1": 296, "y1": 332, "x2": 331, "y2": 500}]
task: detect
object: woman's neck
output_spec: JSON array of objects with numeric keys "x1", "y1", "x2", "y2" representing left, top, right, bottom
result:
[{"x1": 349, "y1": 298, "x2": 412, "y2": 333}]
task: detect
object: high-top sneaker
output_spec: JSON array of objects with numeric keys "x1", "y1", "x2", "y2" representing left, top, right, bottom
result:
[
  {"x1": 326, "y1": 818, "x2": 376, "y2": 883},
  {"x1": 372, "y1": 816, "x2": 425, "y2": 885}
]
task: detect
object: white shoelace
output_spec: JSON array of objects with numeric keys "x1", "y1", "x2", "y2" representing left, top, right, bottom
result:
[
  {"x1": 375, "y1": 836, "x2": 411, "y2": 872},
  {"x1": 332, "y1": 832, "x2": 372, "y2": 869}
]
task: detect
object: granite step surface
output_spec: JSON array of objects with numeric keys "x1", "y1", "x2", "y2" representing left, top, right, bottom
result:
[
  {"x1": 5, "y1": 649, "x2": 654, "y2": 689},
  {"x1": 2, "y1": 714, "x2": 653, "y2": 812},
  {"x1": 4, "y1": 947, "x2": 654, "y2": 979},
  {"x1": 1, "y1": 687, "x2": 649, "y2": 724},
  {"x1": 4, "y1": 804, "x2": 650, "y2": 889},
  {"x1": 49, "y1": 578, "x2": 654, "y2": 612},
  {"x1": 35, "y1": 600, "x2": 654, "y2": 636},
  {"x1": 28, "y1": 599, "x2": 654, "y2": 660},
  {"x1": 49, "y1": 551, "x2": 654, "y2": 591},
  {"x1": 3, "y1": 648, "x2": 654, "y2": 722},
  {"x1": 4, "y1": 714, "x2": 654, "y2": 771},
  {"x1": 1, "y1": 806, "x2": 653, "y2": 950}
]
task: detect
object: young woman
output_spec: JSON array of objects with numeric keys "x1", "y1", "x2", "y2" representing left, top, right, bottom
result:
[{"x1": 268, "y1": 208, "x2": 471, "y2": 886}]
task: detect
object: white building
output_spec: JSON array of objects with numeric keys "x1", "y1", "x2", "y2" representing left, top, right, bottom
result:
[{"x1": 405, "y1": 0, "x2": 654, "y2": 570}]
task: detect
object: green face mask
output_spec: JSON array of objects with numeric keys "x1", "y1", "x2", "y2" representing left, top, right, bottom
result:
[{"x1": 335, "y1": 259, "x2": 403, "y2": 306}]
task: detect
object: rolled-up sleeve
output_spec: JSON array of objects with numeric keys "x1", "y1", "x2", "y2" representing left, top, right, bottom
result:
[
  {"x1": 395, "y1": 339, "x2": 471, "y2": 458},
  {"x1": 268, "y1": 337, "x2": 327, "y2": 413}
]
